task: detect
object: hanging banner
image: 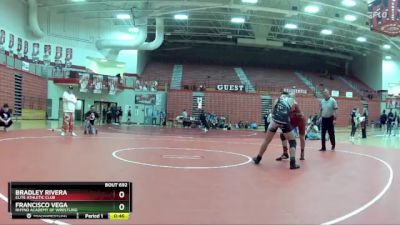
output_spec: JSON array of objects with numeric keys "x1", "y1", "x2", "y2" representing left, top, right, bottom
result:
[
  {"x1": 44, "y1": 44, "x2": 51, "y2": 56},
  {"x1": 331, "y1": 90, "x2": 340, "y2": 97},
  {"x1": 17, "y1": 38, "x2": 22, "y2": 52},
  {"x1": 0, "y1": 30, "x2": 5, "y2": 45},
  {"x1": 108, "y1": 76, "x2": 118, "y2": 95},
  {"x1": 66, "y1": 48, "x2": 72, "y2": 60},
  {"x1": 93, "y1": 75, "x2": 103, "y2": 94},
  {"x1": 8, "y1": 33, "x2": 14, "y2": 50},
  {"x1": 386, "y1": 98, "x2": 400, "y2": 108},
  {"x1": 369, "y1": 0, "x2": 400, "y2": 36},
  {"x1": 32, "y1": 43, "x2": 39, "y2": 57},
  {"x1": 55, "y1": 46, "x2": 62, "y2": 60},
  {"x1": 23, "y1": 40, "x2": 28, "y2": 55},
  {"x1": 79, "y1": 73, "x2": 90, "y2": 93}
]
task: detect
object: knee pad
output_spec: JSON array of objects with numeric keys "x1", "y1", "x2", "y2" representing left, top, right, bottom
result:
[
  {"x1": 280, "y1": 133, "x2": 286, "y2": 141},
  {"x1": 289, "y1": 140, "x2": 297, "y2": 148}
]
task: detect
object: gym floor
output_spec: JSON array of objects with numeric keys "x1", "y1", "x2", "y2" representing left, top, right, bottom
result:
[{"x1": 0, "y1": 121, "x2": 399, "y2": 225}]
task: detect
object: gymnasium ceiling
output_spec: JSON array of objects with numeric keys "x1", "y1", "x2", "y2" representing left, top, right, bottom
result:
[{"x1": 36, "y1": 0, "x2": 397, "y2": 60}]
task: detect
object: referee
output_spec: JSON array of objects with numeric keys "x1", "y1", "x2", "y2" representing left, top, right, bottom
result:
[{"x1": 319, "y1": 88, "x2": 338, "y2": 151}]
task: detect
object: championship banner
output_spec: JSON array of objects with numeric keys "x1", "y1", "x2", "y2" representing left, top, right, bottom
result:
[
  {"x1": 17, "y1": 38, "x2": 22, "y2": 52},
  {"x1": 23, "y1": 41, "x2": 28, "y2": 55},
  {"x1": 44, "y1": 45, "x2": 51, "y2": 56},
  {"x1": 369, "y1": 0, "x2": 400, "y2": 36},
  {"x1": 8, "y1": 33, "x2": 14, "y2": 50},
  {"x1": 66, "y1": 48, "x2": 72, "y2": 61},
  {"x1": 93, "y1": 75, "x2": 103, "y2": 94},
  {"x1": 79, "y1": 73, "x2": 90, "y2": 93},
  {"x1": 32, "y1": 43, "x2": 39, "y2": 57},
  {"x1": 0, "y1": 29, "x2": 5, "y2": 45},
  {"x1": 108, "y1": 76, "x2": 118, "y2": 95},
  {"x1": 55, "y1": 46, "x2": 62, "y2": 60}
]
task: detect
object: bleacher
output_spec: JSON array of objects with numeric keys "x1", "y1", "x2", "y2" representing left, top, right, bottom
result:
[
  {"x1": 141, "y1": 62, "x2": 174, "y2": 89},
  {"x1": 182, "y1": 64, "x2": 241, "y2": 90},
  {"x1": 244, "y1": 67, "x2": 312, "y2": 95},
  {"x1": 304, "y1": 72, "x2": 376, "y2": 99}
]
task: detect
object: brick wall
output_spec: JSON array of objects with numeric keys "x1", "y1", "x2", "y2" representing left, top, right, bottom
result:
[
  {"x1": 367, "y1": 100, "x2": 381, "y2": 124},
  {"x1": 0, "y1": 64, "x2": 47, "y2": 111},
  {"x1": 205, "y1": 91, "x2": 261, "y2": 124},
  {"x1": 166, "y1": 90, "x2": 193, "y2": 120},
  {"x1": 166, "y1": 90, "x2": 382, "y2": 127}
]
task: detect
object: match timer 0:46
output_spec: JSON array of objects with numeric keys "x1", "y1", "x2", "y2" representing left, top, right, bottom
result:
[{"x1": 8, "y1": 182, "x2": 132, "y2": 220}]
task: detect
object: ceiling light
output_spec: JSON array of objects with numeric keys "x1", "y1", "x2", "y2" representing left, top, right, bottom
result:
[
  {"x1": 129, "y1": 27, "x2": 139, "y2": 32},
  {"x1": 116, "y1": 64, "x2": 125, "y2": 67},
  {"x1": 383, "y1": 44, "x2": 391, "y2": 49},
  {"x1": 344, "y1": 15, "x2": 357, "y2": 21},
  {"x1": 231, "y1": 17, "x2": 245, "y2": 23},
  {"x1": 342, "y1": 0, "x2": 356, "y2": 7},
  {"x1": 356, "y1": 37, "x2": 366, "y2": 42},
  {"x1": 385, "y1": 56, "x2": 392, "y2": 60},
  {"x1": 321, "y1": 29, "x2": 333, "y2": 35},
  {"x1": 284, "y1": 23, "x2": 298, "y2": 29},
  {"x1": 100, "y1": 59, "x2": 107, "y2": 62},
  {"x1": 174, "y1": 14, "x2": 188, "y2": 20},
  {"x1": 241, "y1": 0, "x2": 258, "y2": 3},
  {"x1": 304, "y1": 5, "x2": 320, "y2": 13},
  {"x1": 116, "y1": 14, "x2": 131, "y2": 20},
  {"x1": 71, "y1": 0, "x2": 86, "y2": 2}
]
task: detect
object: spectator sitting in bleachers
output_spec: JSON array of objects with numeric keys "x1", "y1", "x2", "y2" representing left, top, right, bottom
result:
[{"x1": 0, "y1": 104, "x2": 13, "y2": 132}]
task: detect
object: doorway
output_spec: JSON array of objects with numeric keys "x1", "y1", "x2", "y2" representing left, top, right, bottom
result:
[{"x1": 94, "y1": 101, "x2": 117, "y2": 125}]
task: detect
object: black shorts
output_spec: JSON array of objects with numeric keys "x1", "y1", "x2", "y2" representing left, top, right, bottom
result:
[{"x1": 268, "y1": 120, "x2": 292, "y2": 133}]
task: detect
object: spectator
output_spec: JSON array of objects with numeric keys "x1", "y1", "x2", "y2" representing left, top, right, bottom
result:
[
  {"x1": 181, "y1": 109, "x2": 188, "y2": 119},
  {"x1": 319, "y1": 88, "x2": 338, "y2": 151},
  {"x1": 361, "y1": 108, "x2": 368, "y2": 139},
  {"x1": 380, "y1": 110, "x2": 387, "y2": 131},
  {"x1": 152, "y1": 109, "x2": 158, "y2": 125},
  {"x1": 160, "y1": 111, "x2": 166, "y2": 127},
  {"x1": 387, "y1": 109, "x2": 394, "y2": 136},
  {"x1": 200, "y1": 110, "x2": 209, "y2": 132},
  {"x1": 102, "y1": 108, "x2": 107, "y2": 124},
  {"x1": 127, "y1": 106, "x2": 132, "y2": 125},
  {"x1": 106, "y1": 107, "x2": 112, "y2": 124},
  {"x1": 350, "y1": 108, "x2": 359, "y2": 141},
  {"x1": 0, "y1": 104, "x2": 13, "y2": 132}
]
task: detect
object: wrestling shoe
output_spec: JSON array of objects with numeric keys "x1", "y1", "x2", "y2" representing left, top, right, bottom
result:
[
  {"x1": 275, "y1": 153, "x2": 289, "y2": 161},
  {"x1": 290, "y1": 160, "x2": 300, "y2": 170},
  {"x1": 60, "y1": 132, "x2": 65, "y2": 136},
  {"x1": 252, "y1": 155, "x2": 262, "y2": 165},
  {"x1": 300, "y1": 152, "x2": 305, "y2": 160},
  {"x1": 71, "y1": 132, "x2": 78, "y2": 137}
]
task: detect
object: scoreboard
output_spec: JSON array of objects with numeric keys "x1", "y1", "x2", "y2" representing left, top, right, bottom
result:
[{"x1": 8, "y1": 182, "x2": 132, "y2": 220}]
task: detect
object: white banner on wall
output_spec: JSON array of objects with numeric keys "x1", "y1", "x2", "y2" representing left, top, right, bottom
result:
[
  {"x1": 79, "y1": 73, "x2": 90, "y2": 93},
  {"x1": 108, "y1": 76, "x2": 118, "y2": 95},
  {"x1": 93, "y1": 75, "x2": 103, "y2": 94},
  {"x1": 331, "y1": 90, "x2": 339, "y2": 97},
  {"x1": 346, "y1": 91, "x2": 353, "y2": 98}
]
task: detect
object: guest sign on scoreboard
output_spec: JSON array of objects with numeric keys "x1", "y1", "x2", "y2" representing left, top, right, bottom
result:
[
  {"x1": 8, "y1": 182, "x2": 132, "y2": 220},
  {"x1": 369, "y1": 0, "x2": 400, "y2": 36}
]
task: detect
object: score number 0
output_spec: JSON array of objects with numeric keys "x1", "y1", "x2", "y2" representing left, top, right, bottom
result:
[{"x1": 118, "y1": 191, "x2": 125, "y2": 211}]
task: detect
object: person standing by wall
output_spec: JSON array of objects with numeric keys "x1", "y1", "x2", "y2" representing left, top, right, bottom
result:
[
  {"x1": 350, "y1": 108, "x2": 357, "y2": 141},
  {"x1": 319, "y1": 89, "x2": 338, "y2": 151},
  {"x1": 127, "y1": 106, "x2": 132, "y2": 125},
  {"x1": 380, "y1": 110, "x2": 387, "y2": 132},
  {"x1": 387, "y1": 109, "x2": 394, "y2": 136},
  {"x1": 61, "y1": 85, "x2": 78, "y2": 136},
  {"x1": 361, "y1": 108, "x2": 368, "y2": 139}
]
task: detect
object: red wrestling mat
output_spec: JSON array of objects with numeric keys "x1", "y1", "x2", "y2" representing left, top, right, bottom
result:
[{"x1": 0, "y1": 127, "x2": 398, "y2": 225}]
